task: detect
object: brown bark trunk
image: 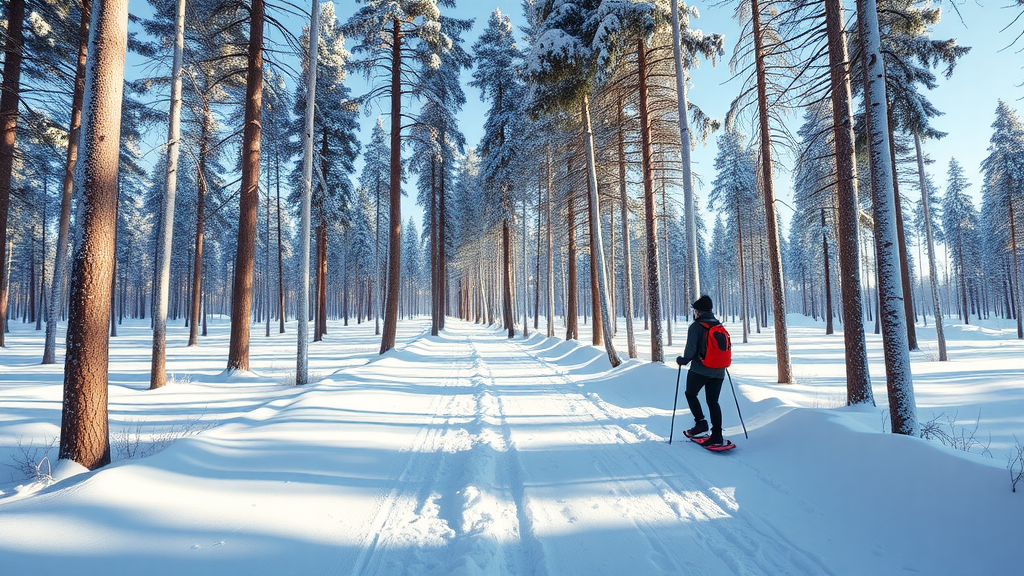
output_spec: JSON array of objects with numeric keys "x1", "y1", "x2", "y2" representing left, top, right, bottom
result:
[
  {"x1": 276, "y1": 146, "x2": 285, "y2": 333},
  {"x1": 617, "y1": 95, "x2": 637, "y2": 358},
  {"x1": 188, "y1": 110, "x2": 210, "y2": 347},
  {"x1": 750, "y1": 0, "x2": 792, "y2": 382},
  {"x1": 0, "y1": 0, "x2": 26, "y2": 348},
  {"x1": 637, "y1": 39, "x2": 663, "y2": 362},
  {"x1": 438, "y1": 136, "x2": 448, "y2": 330},
  {"x1": 379, "y1": 17, "x2": 402, "y2": 354},
  {"x1": 227, "y1": 0, "x2": 265, "y2": 371},
  {"x1": 887, "y1": 116, "x2": 918, "y2": 349},
  {"x1": 586, "y1": 154, "x2": 603, "y2": 347},
  {"x1": 824, "y1": 0, "x2": 872, "y2": 404},
  {"x1": 502, "y1": 218, "x2": 515, "y2": 337},
  {"x1": 566, "y1": 176, "x2": 578, "y2": 341},
  {"x1": 314, "y1": 221, "x2": 326, "y2": 341},
  {"x1": 59, "y1": 0, "x2": 130, "y2": 470},
  {"x1": 44, "y1": 0, "x2": 90, "y2": 363},
  {"x1": 822, "y1": 208, "x2": 834, "y2": 335}
]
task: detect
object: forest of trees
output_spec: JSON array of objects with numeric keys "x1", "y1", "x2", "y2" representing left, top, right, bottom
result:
[{"x1": 0, "y1": 0, "x2": 1021, "y2": 468}]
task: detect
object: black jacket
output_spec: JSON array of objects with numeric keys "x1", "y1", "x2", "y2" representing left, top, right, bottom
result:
[{"x1": 678, "y1": 311, "x2": 727, "y2": 378}]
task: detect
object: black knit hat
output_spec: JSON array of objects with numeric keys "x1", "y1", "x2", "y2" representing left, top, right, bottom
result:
[{"x1": 692, "y1": 295, "x2": 713, "y2": 312}]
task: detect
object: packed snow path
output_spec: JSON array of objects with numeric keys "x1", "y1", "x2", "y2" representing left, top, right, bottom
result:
[
  {"x1": 1, "y1": 318, "x2": 1021, "y2": 575},
  {"x1": 351, "y1": 324, "x2": 829, "y2": 576}
]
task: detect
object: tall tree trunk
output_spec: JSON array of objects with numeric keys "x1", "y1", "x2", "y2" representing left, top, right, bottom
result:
[
  {"x1": 617, "y1": 96, "x2": 637, "y2": 358},
  {"x1": 857, "y1": 0, "x2": 917, "y2": 435},
  {"x1": 585, "y1": 134, "x2": 602, "y2": 345},
  {"x1": 59, "y1": 0, "x2": 129, "y2": 470},
  {"x1": 821, "y1": 208, "x2": 834, "y2": 335},
  {"x1": 0, "y1": 0, "x2": 26, "y2": 348},
  {"x1": 637, "y1": 39, "x2": 664, "y2": 363},
  {"x1": 276, "y1": 143, "x2": 285, "y2": 333},
  {"x1": 296, "y1": 0, "x2": 317, "y2": 382},
  {"x1": 265, "y1": 165, "x2": 271, "y2": 338},
  {"x1": 825, "y1": 0, "x2": 871, "y2": 404},
  {"x1": 379, "y1": 17, "x2": 402, "y2": 354},
  {"x1": 671, "y1": 0, "x2": 700, "y2": 303},
  {"x1": 1008, "y1": 178, "x2": 1023, "y2": 339},
  {"x1": 566, "y1": 186, "x2": 579, "y2": 341},
  {"x1": 502, "y1": 217, "x2": 515, "y2": 337},
  {"x1": 887, "y1": 116, "x2": 918, "y2": 349},
  {"x1": 150, "y1": 0, "x2": 186, "y2": 389},
  {"x1": 913, "y1": 133, "x2": 947, "y2": 358},
  {"x1": 750, "y1": 0, "x2": 793, "y2": 382},
  {"x1": 535, "y1": 179, "x2": 542, "y2": 331},
  {"x1": 546, "y1": 146, "x2": 555, "y2": 338},
  {"x1": 316, "y1": 221, "x2": 327, "y2": 340},
  {"x1": 188, "y1": 109, "x2": 210, "y2": 347},
  {"x1": 581, "y1": 95, "x2": 619, "y2": 366},
  {"x1": 661, "y1": 166, "x2": 673, "y2": 347},
  {"x1": 44, "y1": 0, "x2": 90, "y2": 363},
  {"x1": 737, "y1": 204, "x2": 749, "y2": 343},
  {"x1": 522, "y1": 196, "x2": 529, "y2": 338},
  {"x1": 439, "y1": 134, "x2": 448, "y2": 331},
  {"x1": 227, "y1": 0, "x2": 265, "y2": 371},
  {"x1": 430, "y1": 159, "x2": 439, "y2": 336}
]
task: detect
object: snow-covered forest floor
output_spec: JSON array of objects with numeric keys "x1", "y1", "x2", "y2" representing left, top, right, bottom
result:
[{"x1": 0, "y1": 314, "x2": 1021, "y2": 575}]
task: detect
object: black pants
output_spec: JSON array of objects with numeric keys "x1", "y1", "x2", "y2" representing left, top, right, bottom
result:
[{"x1": 684, "y1": 371, "x2": 724, "y2": 432}]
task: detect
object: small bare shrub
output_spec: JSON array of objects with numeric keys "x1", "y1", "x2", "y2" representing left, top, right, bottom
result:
[
  {"x1": 1009, "y1": 436, "x2": 1023, "y2": 493},
  {"x1": 4, "y1": 436, "x2": 58, "y2": 484},
  {"x1": 112, "y1": 409, "x2": 216, "y2": 460},
  {"x1": 919, "y1": 409, "x2": 992, "y2": 456}
]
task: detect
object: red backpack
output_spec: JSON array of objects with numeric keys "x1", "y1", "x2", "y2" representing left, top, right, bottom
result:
[{"x1": 699, "y1": 322, "x2": 732, "y2": 368}]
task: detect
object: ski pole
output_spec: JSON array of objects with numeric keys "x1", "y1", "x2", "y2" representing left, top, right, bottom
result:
[
  {"x1": 727, "y1": 369, "x2": 748, "y2": 439},
  {"x1": 668, "y1": 363, "x2": 683, "y2": 444}
]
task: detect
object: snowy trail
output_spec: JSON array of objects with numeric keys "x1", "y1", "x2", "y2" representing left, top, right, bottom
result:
[
  {"x1": 460, "y1": 325, "x2": 833, "y2": 576},
  {"x1": 1, "y1": 317, "x2": 1022, "y2": 575}
]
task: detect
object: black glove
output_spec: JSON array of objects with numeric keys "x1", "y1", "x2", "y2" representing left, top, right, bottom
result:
[{"x1": 676, "y1": 355, "x2": 685, "y2": 366}]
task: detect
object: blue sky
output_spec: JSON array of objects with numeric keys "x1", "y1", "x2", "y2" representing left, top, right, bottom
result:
[
  {"x1": 127, "y1": 1, "x2": 1021, "y2": 229},
  {"x1": 351, "y1": 0, "x2": 1017, "y2": 228}
]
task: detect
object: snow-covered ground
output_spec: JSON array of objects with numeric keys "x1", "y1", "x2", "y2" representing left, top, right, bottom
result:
[{"x1": 0, "y1": 313, "x2": 1021, "y2": 575}]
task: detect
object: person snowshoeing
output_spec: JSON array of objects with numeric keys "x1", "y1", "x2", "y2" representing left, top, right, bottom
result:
[{"x1": 676, "y1": 295, "x2": 728, "y2": 447}]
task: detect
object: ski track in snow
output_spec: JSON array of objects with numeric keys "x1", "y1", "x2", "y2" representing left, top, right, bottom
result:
[
  {"x1": 3, "y1": 317, "x2": 1021, "y2": 575},
  {"x1": 349, "y1": 324, "x2": 834, "y2": 576}
]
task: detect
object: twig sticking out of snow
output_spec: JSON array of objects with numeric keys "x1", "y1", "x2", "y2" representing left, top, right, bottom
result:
[{"x1": 1008, "y1": 436, "x2": 1024, "y2": 493}]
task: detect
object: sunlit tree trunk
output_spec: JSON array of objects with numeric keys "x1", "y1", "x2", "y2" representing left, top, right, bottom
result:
[
  {"x1": 188, "y1": 110, "x2": 211, "y2": 347},
  {"x1": 581, "y1": 95, "x2": 619, "y2": 366},
  {"x1": 150, "y1": 0, "x2": 187, "y2": 389},
  {"x1": 296, "y1": 0, "x2": 317, "y2": 382},
  {"x1": 913, "y1": 133, "x2": 947, "y2": 358},
  {"x1": 824, "y1": 0, "x2": 872, "y2": 404},
  {"x1": 379, "y1": 17, "x2": 404, "y2": 353},
  {"x1": 44, "y1": 0, "x2": 90, "y2": 363},
  {"x1": 750, "y1": 0, "x2": 793, "y2": 382},
  {"x1": 617, "y1": 96, "x2": 637, "y2": 358},
  {"x1": 637, "y1": 39, "x2": 664, "y2": 363},
  {"x1": 227, "y1": 0, "x2": 265, "y2": 371},
  {"x1": 858, "y1": 0, "x2": 917, "y2": 435},
  {"x1": 0, "y1": 0, "x2": 26, "y2": 348},
  {"x1": 59, "y1": 0, "x2": 130, "y2": 470},
  {"x1": 671, "y1": 0, "x2": 700, "y2": 303}
]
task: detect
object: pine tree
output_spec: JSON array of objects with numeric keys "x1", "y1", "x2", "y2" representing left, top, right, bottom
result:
[
  {"x1": 59, "y1": 0, "x2": 131, "y2": 470},
  {"x1": 0, "y1": 0, "x2": 26, "y2": 348},
  {"x1": 472, "y1": 9, "x2": 524, "y2": 340},
  {"x1": 226, "y1": 0, "x2": 267, "y2": 372},
  {"x1": 150, "y1": 0, "x2": 187, "y2": 390},
  {"x1": 344, "y1": 0, "x2": 463, "y2": 354},
  {"x1": 857, "y1": 0, "x2": 918, "y2": 435},
  {"x1": 291, "y1": 2, "x2": 360, "y2": 345},
  {"x1": 981, "y1": 101, "x2": 1024, "y2": 339},
  {"x1": 43, "y1": 0, "x2": 91, "y2": 364},
  {"x1": 359, "y1": 119, "x2": 390, "y2": 335}
]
